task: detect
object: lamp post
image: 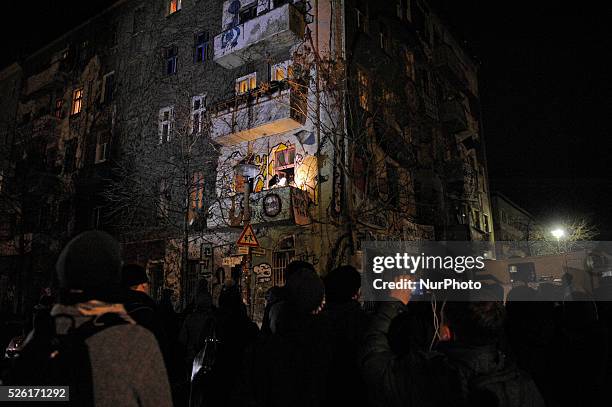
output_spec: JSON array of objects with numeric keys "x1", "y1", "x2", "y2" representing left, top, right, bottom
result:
[{"x1": 233, "y1": 160, "x2": 259, "y2": 317}]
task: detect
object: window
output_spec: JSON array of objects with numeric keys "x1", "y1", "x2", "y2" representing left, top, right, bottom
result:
[
  {"x1": 194, "y1": 31, "x2": 211, "y2": 63},
  {"x1": 54, "y1": 99, "x2": 63, "y2": 119},
  {"x1": 471, "y1": 209, "x2": 481, "y2": 230},
  {"x1": 166, "y1": 46, "x2": 178, "y2": 75},
  {"x1": 272, "y1": 236, "x2": 295, "y2": 286},
  {"x1": 379, "y1": 23, "x2": 389, "y2": 51},
  {"x1": 159, "y1": 179, "x2": 170, "y2": 217},
  {"x1": 191, "y1": 95, "x2": 206, "y2": 134},
  {"x1": 357, "y1": 68, "x2": 370, "y2": 111},
  {"x1": 356, "y1": 7, "x2": 368, "y2": 34},
  {"x1": 159, "y1": 106, "x2": 174, "y2": 144},
  {"x1": 95, "y1": 134, "x2": 110, "y2": 164},
  {"x1": 63, "y1": 139, "x2": 77, "y2": 173},
  {"x1": 270, "y1": 61, "x2": 292, "y2": 82},
  {"x1": 273, "y1": 146, "x2": 296, "y2": 186},
  {"x1": 101, "y1": 72, "x2": 115, "y2": 104},
  {"x1": 71, "y1": 88, "x2": 83, "y2": 115},
  {"x1": 404, "y1": 49, "x2": 416, "y2": 81},
  {"x1": 133, "y1": 8, "x2": 145, "y2": 34},
  {"x1": 168, "y1": 0, "x2": 181, "y2": 15},
  {"x1": 235, "y1": 73, "x2": 257, "y2": 95},
  {"x1": 189, "y1": 171, "x2": 205, "y2": 223},
  {"x1": 239, "y1": 4, "x2": 258, "y2": 24},
  {"x1": 91, "y1": 207, "x2": 103, "y2": 229},
  {"x1": 483, "y1": 214, "x2": 490, "y2": 233}
]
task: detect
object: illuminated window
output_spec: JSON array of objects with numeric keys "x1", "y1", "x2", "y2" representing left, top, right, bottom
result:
[
  {"x1": 235, "y1": 73, "x2": 257, "y2": 95},
  {"x1": 271, "y1": 61, "x2": 292, "y2": 82},
  {"x1": 159, "y1": 106, "x2": 174, "y2": 144},
  {"x1": 272, "y1": 147, "x2": 296, "y2": 187},
  {"x1": 169, "y1": 0, "x2": 181, "y2": 15},
  {"x1": 71, "y1": 88, "x2": 83, "y2": 115},
  {"x1": 357, "y1": 68, "x2": 370, "y2": 111},
  {"x1": 194, "y1": 31, "x2": 211, "y2": 63},
  {"x1": 54, "y1": 99, "x2": 63, "y2": 119},
  {"x1": 166, "y1": 46, "x2": 178, "y2": 75},
  {"x1": 191, "y1": 95, "x2": 206, "y2": 134}
]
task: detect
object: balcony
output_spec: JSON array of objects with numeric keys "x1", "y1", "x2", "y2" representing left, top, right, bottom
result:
[
  {"x1": 440, "y1": 99, "x2": 468, "y2": 133},
  {"x1": 214, "y1": 3, "x2": 305, "y2": 69},
  {"x1": 208, "y1": 186, "x2": 312, "y2": 229},
  {"x1": 210, "y1": 82, "x2": 306, "y2": 145}
]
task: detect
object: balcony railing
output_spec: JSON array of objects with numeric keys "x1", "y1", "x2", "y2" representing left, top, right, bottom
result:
[
  {"x1": 207, "y1": 186, "x2": 311, "y2": 229},
  {"x1": 210, "y1": 81, "x2": 306, "y2": 145},
  {"x1": 214, "y1": 3, "x2": 305, "y2": 69}
]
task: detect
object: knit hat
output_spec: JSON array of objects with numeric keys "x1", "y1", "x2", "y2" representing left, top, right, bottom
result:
[
  {"x1": 56, "y1": 231, "x2": 123, "y2": 291},
  {"x1": 121, "y1": 264, "x2": 149, "y2": 288},
  {"x1": 285, "y1": 265, "x2": 324, "y2": 314}
]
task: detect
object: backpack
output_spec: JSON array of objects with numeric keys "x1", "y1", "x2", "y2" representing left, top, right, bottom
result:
[
  {"x1": 9, "y1": 312, "x2": 128, "y2": 407},
  {"x1": 189, "y1": 316, "x2": 221, "y2": 407}
]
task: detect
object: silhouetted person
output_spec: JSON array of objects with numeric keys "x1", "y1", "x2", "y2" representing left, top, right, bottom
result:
[
  {"x1": 321, "y1": 265, "x2": 368, "y2": 407},
  {"x1": 179, "y1": 280, "x2": 214, "y2": 373},
  {"x1": 9, "y1": 231, "x2": 172, "y2": 406},
  {"x1": 261, "y1": 286, "x2": 285, "y2": 338},
  {"x1": 360, "y1": 291, "x2": 545, "y2": 407},
  {"x1": 191, "y1": 283, "x2": 258, "y2": 407},
  {"x1": 234, "y1": 261, "x2": 331, "y2": 407}
]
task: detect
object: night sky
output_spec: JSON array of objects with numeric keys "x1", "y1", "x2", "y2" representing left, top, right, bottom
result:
[{"x1": 2, "y1": 1, "x2": 611, "y2": 237}]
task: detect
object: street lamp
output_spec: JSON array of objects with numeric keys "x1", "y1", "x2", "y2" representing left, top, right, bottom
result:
[
  {"x1": 551, "y1": 228, "x2": 565, "y2": 254},
  {"x1": 234, "y1": 162, "x2": 259, "y2": 223}
]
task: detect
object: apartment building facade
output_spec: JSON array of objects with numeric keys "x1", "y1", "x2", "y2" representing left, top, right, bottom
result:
[{"x1": 0, "y1": 0, "x2": 493, "y2": 313}]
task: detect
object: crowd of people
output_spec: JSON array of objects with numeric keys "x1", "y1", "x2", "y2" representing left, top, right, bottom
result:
[{"x1": 2, "y1": 230, "x2": 612, "y2": 406}]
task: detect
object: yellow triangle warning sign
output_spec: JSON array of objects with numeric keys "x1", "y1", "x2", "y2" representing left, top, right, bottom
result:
[{"x1": 237, "y1": 224, "x2": 259, "y2": 247}]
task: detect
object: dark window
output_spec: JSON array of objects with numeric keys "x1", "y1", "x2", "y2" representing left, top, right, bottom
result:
[
  {"x1": 102, "y1": 72, "x2": 115, "y2": 103},
  {"x1": 274, "y1": 0, "x2": 291, "y2": 7},
  {"x1": 239, "y1": 4, "x2": 258, "y2": 24},
  {"x1": 411, "y1": 2, "x2": 426, "y2": 35},
  {"x1": 194, "y1": 32, "x2": 211, "y2": 63},
  {"x1": 166, "y1": 46, "x2": 178, "y2": 75},
  {"x1": 386, "y1": 164, "x2": 399, "y2": 205},
  {"x1": 63, "y1": 139, "x2": 77, "y2": 173},
  {"x1": 54, "y1": 99, "x2": 63, "y2": 119}
]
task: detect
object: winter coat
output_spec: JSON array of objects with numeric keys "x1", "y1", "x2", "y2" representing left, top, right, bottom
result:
[
  {"x1": 321, "y1": 300, "x2": 369, "y2": 407},
  {"x1": 13, "y1": 300, "x2": 172, "y2": 407},
  {"x1": 234, "y1": 305, "x2": 333, "y2": 407},
  {"x1": 360, "y1": 301, "x2": 545, "y2": 407}
]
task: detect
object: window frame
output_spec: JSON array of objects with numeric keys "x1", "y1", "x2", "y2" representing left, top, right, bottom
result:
[
  {"x1": 168, "y1": 0, "x2": 182, "y2": 15},
  {"x1": 235, "y1": 72, "x2": 257, "y2": 95},
  {"x1": 191, "y1": 95, "x2": 206, "y2": 134},
  {"x1": 159, "y1": 106, "x2": 174, "y2": 144},
  {"x1": 165, "y1": 46, "x2": 178, "y2": 76},
  {"x1": 270, "y1": 60, "x2": 292, "y2": 82},
  {"x1": 101, "y1": 71, "x2": 115, "y2": 104},
  {"x1": 194, "y1": 31, "x2": 211, "y2": 63},
  {"x1": 71, "y1": 87, "x2": 84, "y2": 116}
]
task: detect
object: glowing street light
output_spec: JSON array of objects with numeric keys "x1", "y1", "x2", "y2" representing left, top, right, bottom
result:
[
  {"x1": 551, "y1": 228, "x2": 566, "y2": 254},
  {"x1": 551, "y1": 228, "x2": 566, "y2": 240}
]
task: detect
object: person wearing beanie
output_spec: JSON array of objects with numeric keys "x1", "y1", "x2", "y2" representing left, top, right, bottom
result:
[
  {"x1": 321, "y1": 266, "x2": 369, "y2": 407},
  {"x1": 11, "y1": 231, "x2": 173, "y2": 407}
]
